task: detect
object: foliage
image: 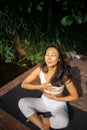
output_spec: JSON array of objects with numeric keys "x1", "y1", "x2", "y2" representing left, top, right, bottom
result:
[
  {"x1": 0, "y1": 0, "x2": 87, "y2": 65},
  {"x1": 60, "y1": 0, "x2": 87, "y2": 26},
  {"x1": 0, "y1": 38, "x2": 15, "y2": 62}
]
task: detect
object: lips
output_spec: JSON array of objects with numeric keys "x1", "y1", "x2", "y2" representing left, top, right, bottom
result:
[{"x1": 46, "y1": 60, "x2": 53, "y2": 64}]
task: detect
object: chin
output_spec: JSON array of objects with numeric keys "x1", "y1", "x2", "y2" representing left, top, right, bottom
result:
[{"x1": 47, "y1": 64, "x2": 56, "y2": 68}]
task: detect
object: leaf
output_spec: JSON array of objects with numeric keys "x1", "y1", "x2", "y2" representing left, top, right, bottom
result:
[
  {"x1": 61, "y1": 16, "x2": 74, "y2": 27},
  {"x1": 37, "y1": 5, "x2": 43, "y2": 11},
  {"x1": 74, "y1": 15, "x2": 83, "y2": 24}
]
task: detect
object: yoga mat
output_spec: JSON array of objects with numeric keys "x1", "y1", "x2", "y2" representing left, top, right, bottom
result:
[{"x1": 0, "y1": 84, "x2": 87, "y2": 130}]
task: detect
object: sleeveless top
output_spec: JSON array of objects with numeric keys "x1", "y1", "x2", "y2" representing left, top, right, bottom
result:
[{"x1": 39, "y1": 70, "x2": 64, "y2": 95}]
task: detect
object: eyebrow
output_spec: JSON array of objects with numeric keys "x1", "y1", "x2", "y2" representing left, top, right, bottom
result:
[{"x1": 46, "y1": 51, "x2": 57, "y2": 54}]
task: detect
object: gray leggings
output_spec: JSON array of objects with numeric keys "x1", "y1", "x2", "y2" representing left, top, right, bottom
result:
[{"x1": 18, "y1": 94, "x2": 69, "y2": 129}]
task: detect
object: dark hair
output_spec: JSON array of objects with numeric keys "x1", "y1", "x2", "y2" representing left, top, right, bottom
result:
[{"x1": 40, "y1": 44, "x2": 72, "y2": 86}]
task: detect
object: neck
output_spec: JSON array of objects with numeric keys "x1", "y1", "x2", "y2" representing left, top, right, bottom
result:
[{"x1": 48, "y1": 66, "x2": 57, "y2": 73}]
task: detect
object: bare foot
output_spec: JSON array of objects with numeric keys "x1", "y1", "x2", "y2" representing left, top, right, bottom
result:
[
  {"x1": 42, "y1": 125, "x2": 50, "y2": 130},
  {"x1": 39, "y1": 114, "x2": 50, "y2": 130},
  {"x1": 26, "y1": 118, "x2": 30, "y2": 122},
  {"x1": 26, "y1": 115, "x2": 50, "y2": 130}
]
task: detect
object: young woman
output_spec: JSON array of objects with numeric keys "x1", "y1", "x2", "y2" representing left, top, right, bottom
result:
[{"x1": 18, "y1": 44, "x2": 78, "y2": 130}]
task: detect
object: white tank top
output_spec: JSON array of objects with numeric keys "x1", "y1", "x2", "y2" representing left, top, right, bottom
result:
[{"x1": 39, "y1": 70, "x2": 64, "y2": 94}]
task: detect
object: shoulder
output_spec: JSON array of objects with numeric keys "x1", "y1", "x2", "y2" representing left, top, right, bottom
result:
[
  {"x1": 62, "y1": 74, "x2": 69, "y2": 81},
  {"x1": 64, "y1": 78, "x2": 71, "y2": 85},
  {"x1": 31, "y1": 65, "x2": 41, "y2": 76}
]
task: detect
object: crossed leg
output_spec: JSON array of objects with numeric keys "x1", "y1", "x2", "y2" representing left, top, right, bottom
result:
[{"x1": 26, "y1": 113, "x2": 50, "y2": 130}]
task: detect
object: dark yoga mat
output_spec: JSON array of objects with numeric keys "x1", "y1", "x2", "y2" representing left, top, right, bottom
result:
[{"x1": 0, "y1": 84, "x2": 87, "y2": 130}]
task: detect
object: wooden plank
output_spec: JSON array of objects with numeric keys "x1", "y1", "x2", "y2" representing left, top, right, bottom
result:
[{"x1": 0, "y1": 108, "x2": 31, "y2": 130}]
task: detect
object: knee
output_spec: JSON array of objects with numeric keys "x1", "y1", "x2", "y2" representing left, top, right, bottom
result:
[
  {"x1": 61, "y1": 117, "x2": 69, "y2": 128},
  {"x1": 50, "y1": 116, "x2": 69, "y2": 129},
  {"x1": 18, "y1": 98, "x2": 25, "y2": 108},
  {"x1": 59, "y1": 116, "x2": 69, "y2": 129}
]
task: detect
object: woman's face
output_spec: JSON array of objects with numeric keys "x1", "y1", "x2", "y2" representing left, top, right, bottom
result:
[{"x1": 45, "y1": 47, "x2": 60, "y2": 67}]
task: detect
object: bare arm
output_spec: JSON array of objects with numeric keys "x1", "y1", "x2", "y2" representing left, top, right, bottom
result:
[
  {"x1": 21, "y1": 66, "x2": 50, "y2": 90},
  {"x1": 45, "y1": 79, "x2": 78, "y2": 102}
]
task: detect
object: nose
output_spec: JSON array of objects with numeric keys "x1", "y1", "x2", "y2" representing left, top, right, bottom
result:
[{"x1": 47, "y1": 55, "x2": 51, "y2": 60}]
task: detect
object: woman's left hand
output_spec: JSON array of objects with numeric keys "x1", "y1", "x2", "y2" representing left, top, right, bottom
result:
[{"x1": 44, "y1": 92, "x2": 57, "y2": 100}]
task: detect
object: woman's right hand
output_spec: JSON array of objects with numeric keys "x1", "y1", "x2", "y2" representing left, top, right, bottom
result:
[{"x1": 41, "y1": 83, "x2": 51, "y2": 90}]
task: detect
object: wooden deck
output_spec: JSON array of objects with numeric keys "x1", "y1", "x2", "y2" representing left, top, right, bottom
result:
[{"x1": 0, "y1": 58, "x2": 87, "y2": 130}]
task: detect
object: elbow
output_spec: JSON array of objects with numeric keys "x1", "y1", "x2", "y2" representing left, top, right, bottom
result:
[
  {"x1": 74, "y1": 94, "x2": 79, "y2": 101},
  {"x1": 21, "y1": 82, "x2": 25, "y2": 88}
]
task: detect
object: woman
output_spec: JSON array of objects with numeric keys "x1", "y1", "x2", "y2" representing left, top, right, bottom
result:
[{"x1": 18, "y1": 44, "x2": 78, "y2": 130}]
